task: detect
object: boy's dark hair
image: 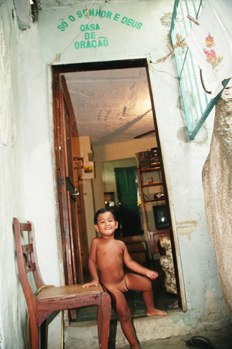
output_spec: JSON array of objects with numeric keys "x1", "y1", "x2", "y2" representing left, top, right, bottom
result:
[{"x1": 94, "y1": 207, "x2": 116, "y2": 224}]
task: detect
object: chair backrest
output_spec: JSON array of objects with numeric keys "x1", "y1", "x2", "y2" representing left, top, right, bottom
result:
[{"x1": 13, "y1": 218, "x2": 44, "y2": 305}]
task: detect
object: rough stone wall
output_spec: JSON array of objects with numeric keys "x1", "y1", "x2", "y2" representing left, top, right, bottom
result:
[{"x1": 202, "y1": 80, "x2": 232, "y2": 317}]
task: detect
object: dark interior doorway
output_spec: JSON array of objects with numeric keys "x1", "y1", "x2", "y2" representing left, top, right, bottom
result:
[
  {"x1": 115, "y1": 166, "x2": 142, "y2": 237},
  {"x1": 52, "y1": 58, "x2": 181, "y2": 325}
]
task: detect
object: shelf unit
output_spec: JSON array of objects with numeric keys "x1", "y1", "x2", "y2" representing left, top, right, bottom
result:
[{"x1": 137, "y1": 165, "x2": 170, "y2": 254}]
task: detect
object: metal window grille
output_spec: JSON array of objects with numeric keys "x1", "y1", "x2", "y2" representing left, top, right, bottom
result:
[{"x1": 170, "y1": 0, "x2": 229, "y2": 140}]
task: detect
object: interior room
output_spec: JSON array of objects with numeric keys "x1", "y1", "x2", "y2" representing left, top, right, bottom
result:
[{"x1": 54, "y1": 59, "x2": 180, "y2": 322}]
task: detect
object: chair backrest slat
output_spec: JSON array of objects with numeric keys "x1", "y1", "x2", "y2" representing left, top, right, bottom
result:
[
  {"x1": 13, "y1": 218, "x2": 44, "y2": 305},
  {"x1": 20, "y1": 222, "x2": 32, "y2": 232},
  {"x1": 22, "y1": 244, "x2": 36, "y2": 273}
]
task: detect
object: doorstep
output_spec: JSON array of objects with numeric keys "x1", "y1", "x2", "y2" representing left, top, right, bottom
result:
[{"x1": 65, "y1": 309, "x2": 186, "y2": 349}]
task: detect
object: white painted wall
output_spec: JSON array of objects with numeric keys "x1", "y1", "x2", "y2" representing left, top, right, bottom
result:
[
  {"x1": 1, "y1": 1, "x2": 231, "y2": 348},
  {"x1": 101, "y1": 157, "x2": 137, "y2": 205},
  {"x1": 0, "y1": 1, "x2": 61, "y2": 348},
  {"x1": 35, "y1": 0, "x2": 232, "y2": 333},
  {"x1": 0, "y1": 2, "x2": 26, "y2": 347},
  {"x1": 18, "y1": 23, "x2": 62, "y2": 349}
]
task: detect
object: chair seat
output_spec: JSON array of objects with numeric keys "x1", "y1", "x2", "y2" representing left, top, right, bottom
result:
[
  {"x1": 37, "y1": 284, "x2": 104, "y2": 300},
  {"x1": 13, "y1": 217, "x2": 111, "y2": 349}
]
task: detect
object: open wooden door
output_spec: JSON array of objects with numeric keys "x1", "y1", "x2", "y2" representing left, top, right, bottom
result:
[{"x1": 53, "y1": 73, "x2": 83, "y2": 318}]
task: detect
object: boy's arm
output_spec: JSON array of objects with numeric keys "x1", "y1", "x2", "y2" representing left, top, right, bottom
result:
[
  {"x1": 82, "y1": 238, "x2": 99, "y2": 288},
  {"x1": 123, "y1": 243, "x2": 158, "y2": 280}
]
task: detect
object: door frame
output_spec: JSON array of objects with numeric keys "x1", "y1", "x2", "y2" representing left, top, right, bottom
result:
[
  {"x1": 52, "y1": 73, "x2": 84, "y2": 289},
  {"x1": 146, "y1": 59, "x2": 187, "y2": 311},
  {"x1": 52, "y1": 58, "x2": 187, "y2": 312}
]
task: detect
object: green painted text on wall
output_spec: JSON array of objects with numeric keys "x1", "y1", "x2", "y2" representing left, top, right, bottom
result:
[{"x1": 57, "y1": 9, "x2": 143, "y2": 31}]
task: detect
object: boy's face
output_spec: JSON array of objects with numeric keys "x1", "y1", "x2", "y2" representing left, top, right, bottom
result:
[{"x1": 95, "y1": 211, "x2": 118, "y2": 238}]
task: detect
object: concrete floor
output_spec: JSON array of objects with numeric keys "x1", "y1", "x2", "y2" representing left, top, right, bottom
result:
[
  {"x1": 66, "y1": 264, "x2": 232, "y2": 349},
  {"x1": 65, "y1": 325, "x2": 232, "y2": 349},
  {"x1": 65, "y1": 286, "x2": 232, "y2": 349},
  {"x1": 120, "y1": 328, "x2": 232, "y2": 349}
]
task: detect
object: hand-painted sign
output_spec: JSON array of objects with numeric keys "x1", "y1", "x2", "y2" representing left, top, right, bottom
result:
[{"x1": 57, "y1": 8, "x2": 143, "y2": 50}]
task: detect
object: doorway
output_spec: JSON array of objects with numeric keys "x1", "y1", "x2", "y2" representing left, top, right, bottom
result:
[
  {"x1": 52, "y1": 59, "x2": 181, "y2": 320},
  {"x1": 115, "y1": 166, "x2": 142, "y2": 237}
]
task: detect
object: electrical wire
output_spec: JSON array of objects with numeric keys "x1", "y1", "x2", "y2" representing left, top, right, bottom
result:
[{"x1": 149, "y1": 61, "x2": 181, "y2": 80}]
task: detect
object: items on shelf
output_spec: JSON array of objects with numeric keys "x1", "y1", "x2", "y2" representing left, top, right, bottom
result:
[
  {"x1": 136, "y1": 147, "x2": 160, "y2": 169},
  {"x1": 136, "y1": 148, "x2": 171, "y2": 256},
  {"x1": 154, "y1": 192, "x2": 165, "y2": 199}
]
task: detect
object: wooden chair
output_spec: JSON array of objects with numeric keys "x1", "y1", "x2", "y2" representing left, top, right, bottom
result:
[
  {"x1": 148, "y1": 229, "x2": 170, "y2": 255},
  {"x1": 13, "y1": 217, "x2": 111, "y2": 349}
]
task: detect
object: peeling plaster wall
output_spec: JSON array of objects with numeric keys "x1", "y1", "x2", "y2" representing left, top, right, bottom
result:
[
  {"x1": 0, "y1": 1, "x2": 61, "y2": 348},
  {"x1": 21, "y1": 0, "x2": 232, "y2": 342},
  {"x1": 1, "y1": 1, "x2": 232, "y2": 348},
  {"x1": 148, "y1": 40, "x2": 231, "y2": 337},
  {"x1": 13, "y1": 0, "x2": 31, "y2": 30},
  {"x1": 0, "y1": 2, "x2": 25, "y2": 347},
  {"x1": 151, "y1": 67, "x2": 230, "y2": 325},
  {"x1": 17, "y1": 21, "x2": 62, "y2": 349}
]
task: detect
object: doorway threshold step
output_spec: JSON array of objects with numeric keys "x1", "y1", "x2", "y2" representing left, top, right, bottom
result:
[{"x1": 65, "y1": 309, "x2": 186, "y2": 349}]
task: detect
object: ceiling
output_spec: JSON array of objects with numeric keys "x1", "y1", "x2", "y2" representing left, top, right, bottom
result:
[{"x1": 64, "y1": 67, "x2": 155, "y2": 148}]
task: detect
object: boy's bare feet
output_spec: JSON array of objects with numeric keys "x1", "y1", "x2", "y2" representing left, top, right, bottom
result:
[{"x1": 146, "y1": 308, "x2": 167, "y2": 317}]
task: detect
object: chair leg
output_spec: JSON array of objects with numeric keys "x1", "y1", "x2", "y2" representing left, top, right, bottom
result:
[
  {"x1": 30, "y1": 316, "x2": 39, "y2": 349},
  {"x1": 97, "y1": 304, "x2": 103, "y2": 346},
  {"x1": 41, "y1": 320, "x2": 48, "y2": 349},
  {"x1": 97, "y1": 292, "x2": 111, "y2": 349}
]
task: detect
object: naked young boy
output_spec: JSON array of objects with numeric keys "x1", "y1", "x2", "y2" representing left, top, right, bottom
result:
[{"x1": 82, "y1": 207, "x2": 167, "y2": 349}]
